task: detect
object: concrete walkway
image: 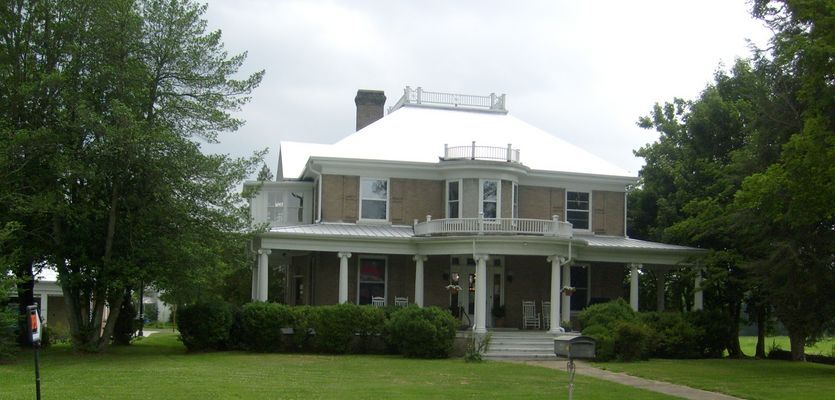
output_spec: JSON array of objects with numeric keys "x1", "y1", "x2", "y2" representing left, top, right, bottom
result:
[{"x1": 522, "y1": 360, "x2": 743, "y2": 400}]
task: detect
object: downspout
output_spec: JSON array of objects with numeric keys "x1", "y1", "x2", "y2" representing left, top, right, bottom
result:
[
  {"x1": 308, "y1": 161, "x2": 323, "y2": 223},
  {"x1": 624, "y1": 190, "x2": 629, "y2": 238}
]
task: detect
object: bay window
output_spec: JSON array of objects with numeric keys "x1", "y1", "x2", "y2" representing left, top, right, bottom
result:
[{"x1": 481, "y1": 179, "x2": 499, "y2": 218}]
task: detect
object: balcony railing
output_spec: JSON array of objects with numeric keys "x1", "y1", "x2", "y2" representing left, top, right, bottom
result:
[
  {"x1": 388, "y1": 86, "x2": 507, "y2": 113},
  {"x1": 413, "y1": 215, "x2": 572, "y2": 237},
  {"x1": 443, "y1": 142, "x2": 520, "y2": 163}
]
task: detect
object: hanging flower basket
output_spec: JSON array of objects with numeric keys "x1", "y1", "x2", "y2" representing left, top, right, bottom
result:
[
  {"x1": 561, "y1": 286, "x2": 576, "y2": 296},
  {"x1": 446, "y1": 284, "x2": 462, "y2": 294}
]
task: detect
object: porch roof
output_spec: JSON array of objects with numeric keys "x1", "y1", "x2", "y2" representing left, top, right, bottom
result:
[
  {"x1": 268, "y1": 222, "x2": 414, "y2": 238},
  {"x1": 262, "y1": 223, "x2": 705, "y2": 266},
  {"x1": 575, "y1": 234, "x2": 700, "y2": 251}
]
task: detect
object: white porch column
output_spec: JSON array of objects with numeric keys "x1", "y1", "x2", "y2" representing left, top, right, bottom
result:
[
  {"x1": 413, "y1": 255, "x2": 427, "y2": 307},
  {"x1": 693, "y1": 268, "x2": 704, "y2": 311},
  {"x1": 257, "y1": 249, "x2": 271, "y2": 302},
  {"x1": 547, "y1": 255, "x2": 564, "y2": 333},
  {"x1": 629, "y1": 263, "x2": 641, "y2": 311},
  {"x1": 561, "y1": 263, "x2": 571, "y2": 325},
  {"x1": 338, "y1": 252, "x2": 352, "y2": 304},
  {"x1": 474, "y1": 254, "x2": 489, "y2": 333},
  {"x1": 251, "y1": 264, "x2": 258, "y2": 301}
]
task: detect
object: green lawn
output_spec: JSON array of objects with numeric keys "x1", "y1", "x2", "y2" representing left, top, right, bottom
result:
[
  {"x1": 738, "y1": 335, "x2": 835, "y2": 357},
  {"x1": 0, "y1": 332, "x2": 675, "y2": 400},
  {"x1": 595, "y1": 358, "x2": 835, "y2": 400}
]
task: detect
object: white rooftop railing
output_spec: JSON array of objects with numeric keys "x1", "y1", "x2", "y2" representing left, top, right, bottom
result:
[
  {"x1": 413, "y1": 215, "x2": 572, "y2": 238},
  {"x1": 443, "y1": 142, "x2": 520, "y2": 163},
  {"x1": 389, "y1": 86, "x2": 507, "y2": 113}
]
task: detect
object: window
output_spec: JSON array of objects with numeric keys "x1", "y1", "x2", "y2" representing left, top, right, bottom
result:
[
  {"x1": 267, "y1": 191, "x2": 285, "y2": 223},
  {"x1": 267, "y1": 191, "x2": 305, "y2": 225},
  {"x1": 360, "y1": 178, "x2": 388, "y2": 220},
  {"x1": 358, "y1": 257, "x2": 386, "y2": 305},
  {"x1": 566, "y1": 191, "x2": 590, "y2": 230},
  {"x1": 570, "y1": 265, "x2": 589, "y2": 311},
  {"x1": 447, "y1": 180, "x2": 460, "y2": 218},
  {"x1": 512, "y1": 182, "x2": 519, "y2": 219},
  {"x1": 481, "y1": 180, "x2": 499, "y2": 218}
]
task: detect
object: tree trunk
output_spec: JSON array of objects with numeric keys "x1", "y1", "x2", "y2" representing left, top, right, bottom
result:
[
  {"x1": 755, "y1": 304, "x2": 766, "y2": 358},
  {"x1": 726, "y1": 300, "x2": 743, "y2": 358},
  {"x1": 96, "y1": 290, "x2": 125, "y2": 352},
  {"x1": 15, "y1": 259, "x2": 35, "y2": 346},
  {"x1": 788, "y1": 332, "x2": 806, "y2": 361}
]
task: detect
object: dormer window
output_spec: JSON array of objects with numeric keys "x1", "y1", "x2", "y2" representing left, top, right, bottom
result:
[
  {"x1": 480, "y1": 179, "x2": 499, "y2": 218},
  {"x1": 566, "y1": 191, "x2": 590, "y2": 230},
  {"x1": 360, "y1": 178, "x2": 388, "y2": 221}
]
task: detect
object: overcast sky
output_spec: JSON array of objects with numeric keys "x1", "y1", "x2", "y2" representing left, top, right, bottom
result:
[{"x1": 200, "y1": 0, "x2": 773, "y2": 177}]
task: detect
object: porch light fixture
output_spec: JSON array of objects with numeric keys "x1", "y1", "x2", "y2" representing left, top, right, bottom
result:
[{"x1": 506, "y1": 271, "x2": 514, "y2": 283}]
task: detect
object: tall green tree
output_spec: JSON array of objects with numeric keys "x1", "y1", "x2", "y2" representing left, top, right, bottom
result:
[
  {"x1": 1, "y1": 0, "x2": 264, "y2": 351},
  {"x1": 631, "y1": 60, "x2": 780, "y2": 357},
  {"x1": 733, "y1": 0, "x2": 835, "y2": 361},
  {"x1": 632, "y1": 0, "x2": 833, "y2": 361}
]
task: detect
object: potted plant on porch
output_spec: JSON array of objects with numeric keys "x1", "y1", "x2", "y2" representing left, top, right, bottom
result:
[
  {"x1": 491, "y1": 304, "x2": 506, "y2": 327},
  {"x1": 561, "y1": 286, "x2": 576, "y2": 296}
]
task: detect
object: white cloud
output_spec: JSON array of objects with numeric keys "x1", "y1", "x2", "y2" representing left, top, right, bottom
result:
[{"x1": 201, "y1": 0, "x2": 772, "y2": 177}]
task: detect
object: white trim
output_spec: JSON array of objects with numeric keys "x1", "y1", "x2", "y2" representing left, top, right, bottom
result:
[
  {"x1": 511, "y1": 182, "x2": 519, "y2": 219},
  {"x1": 301, "y1": 157, "x2": 636, "y2": 191},
  {"x1": 479, "y1": 179, "x2": 501, "y2": 218},
  {"x1": 445, "y1": 179, "x2": 462, "y2": 218},
  {"x1": 357, "y1": 255, "x2": 388, "y2": 305},
  {"x1": 565, "y1": 190, "x2": 591, "y2": 233},
  {"x1": 358, "y1": 177, "x2": 390, "y2": 222}
]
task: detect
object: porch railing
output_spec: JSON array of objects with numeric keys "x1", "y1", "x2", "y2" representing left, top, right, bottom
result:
[
  {"x1": 388, "y1": 86, "x2": 507, "y2": 113},
  {"x1": 443, "y1": 142, "x2": 520, "y2": 163},
  {"x1": 413, "y1": 215, "x2": 572, "y2": 238}
]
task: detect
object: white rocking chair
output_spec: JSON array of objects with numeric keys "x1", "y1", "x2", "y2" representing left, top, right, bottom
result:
[
  {"x1": 371, "y1": 296, "x2": 385, "y2": 308},
  {"x1": 394, "y1": 296, "x2": 409, "y2": 307},
  {"x1": 522, "y1": 301, "x2": 541, "y2": 329},
  {"x1": 542, "y1": 301, "x2": 551, "y2": 330}
]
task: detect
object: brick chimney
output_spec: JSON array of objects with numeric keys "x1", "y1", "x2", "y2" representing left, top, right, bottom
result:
[{"x1": 354, "y1": 89, "x2": 386, "y2": 131}]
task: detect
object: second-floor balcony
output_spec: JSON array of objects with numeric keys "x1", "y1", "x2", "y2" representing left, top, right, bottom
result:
[{"x1": 413, "y1": 215, "x2": 572, "y2": 238}]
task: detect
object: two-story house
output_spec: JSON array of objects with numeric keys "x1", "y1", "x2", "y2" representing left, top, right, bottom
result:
[{"x1": 245, "y1": 87, "x2": 704, "y2": 334}]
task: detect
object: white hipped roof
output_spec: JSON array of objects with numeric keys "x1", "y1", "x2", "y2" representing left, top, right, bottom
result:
[{"x1": 279, "y1": 105, "x2": 633, "y2": 179}]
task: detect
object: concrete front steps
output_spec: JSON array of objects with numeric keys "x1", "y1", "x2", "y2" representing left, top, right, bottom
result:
[{"x1": 483, "y1": 330, "x2": 560, "y2": 360}]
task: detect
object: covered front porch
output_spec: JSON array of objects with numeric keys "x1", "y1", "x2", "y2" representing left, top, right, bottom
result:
[{"x1": 250, "y1": 223, "x2": 706, "y2": 333}]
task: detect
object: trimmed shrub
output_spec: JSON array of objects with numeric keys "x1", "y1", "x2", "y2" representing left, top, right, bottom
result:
[
  {"x1": 578, "y1": 298, "x2": 638, "y2": 330},
  {"x1": 579, "y1": 299, "x2": 637, "y2": 361},
  {"x1": 385, "y1": 306, "x2": 457, "y2": 358},
  {"x1": 309, "y1": 304, "x2": 362, "y2": 354},
  {"x1": 582, "y1": 324, "x2": 615, "y2": 361},
  {"x1": 287, "y1": 306, "x2": 315, "y2": 351},
  {"x1": 178, "y1": 301, "x2": 234, "y2": 351},
  {"x1": 354, "y1": 306, "x2": 386, "y2": 353},
  {"x1": 640, "y1": 312, "x2": 702, "y2": 358},
  {"x1": 240, "y1": 302, "x2": 293, "y2": 352},
  {"x1": 613, "y1": 321, "x2": 653, "y2": 361}
]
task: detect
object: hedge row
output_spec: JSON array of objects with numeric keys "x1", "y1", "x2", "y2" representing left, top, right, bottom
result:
[
  {"x1": 578, "y1": 298, "x2": 728, "y2": 361},
  {"x1": 178, "y1": 301, "x2": 457, "y2": 358}
]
